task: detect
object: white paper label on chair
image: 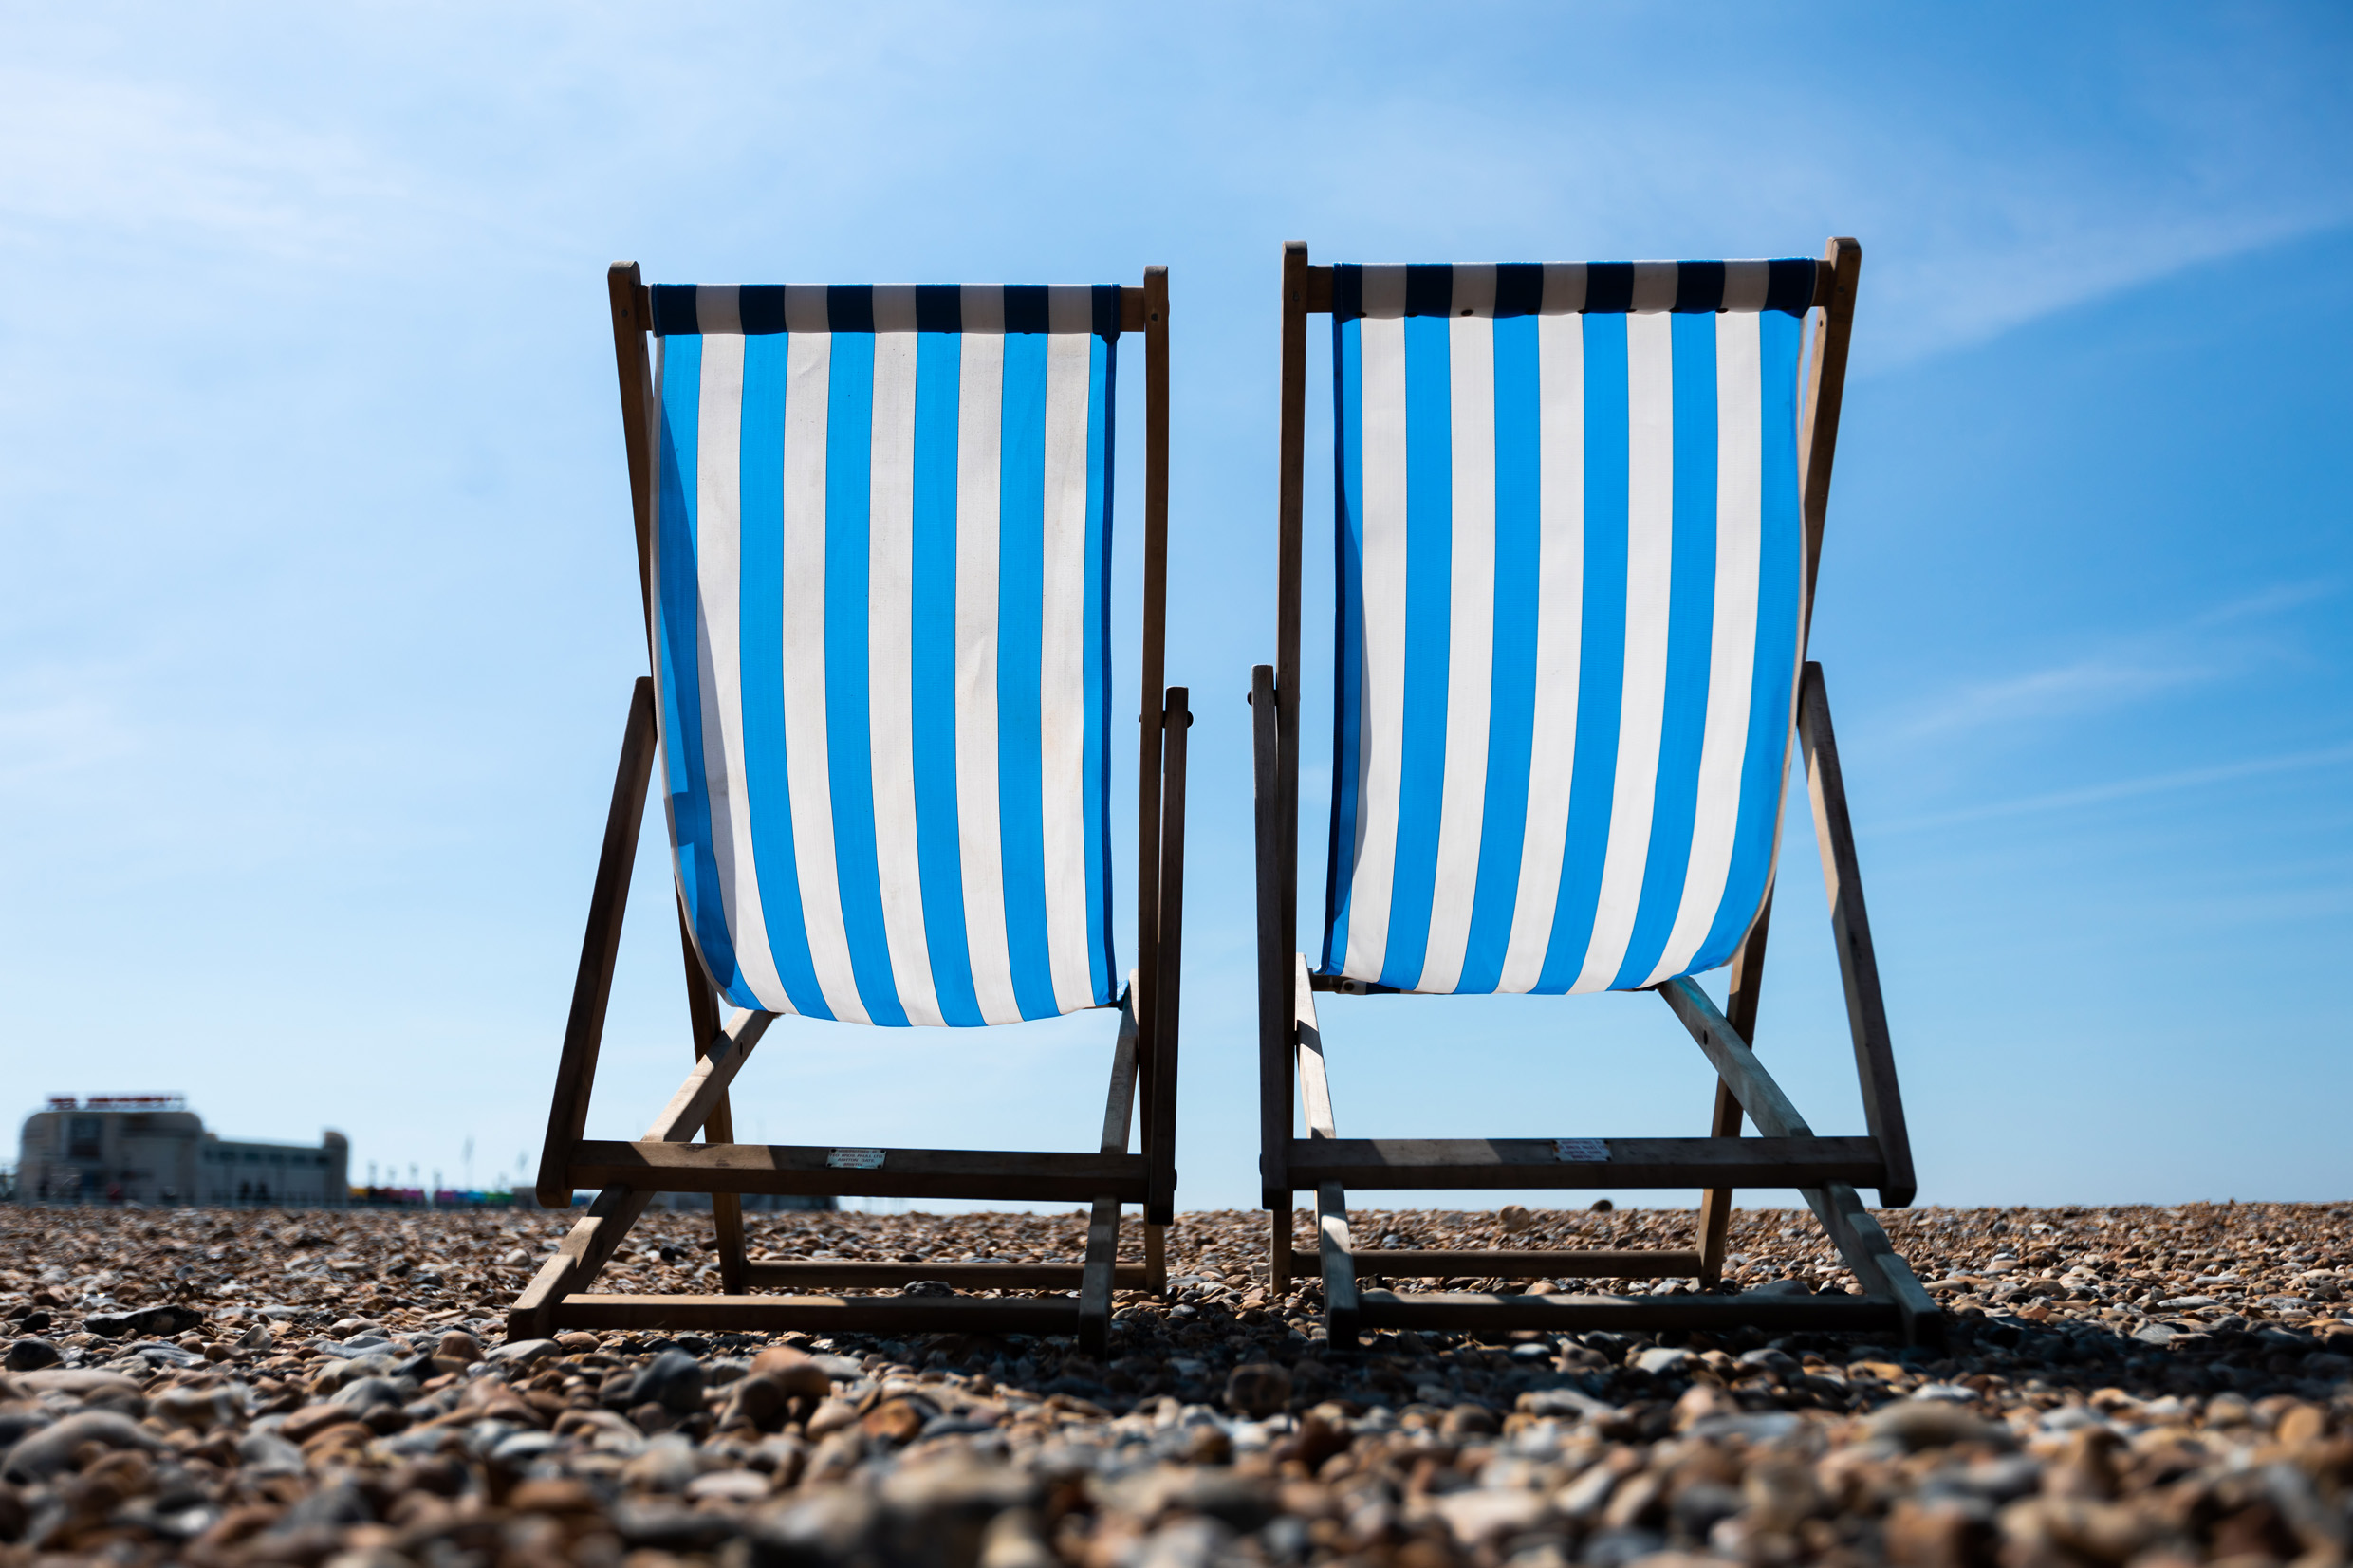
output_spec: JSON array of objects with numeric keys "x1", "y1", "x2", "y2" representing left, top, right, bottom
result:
[
  {"x1": 826, "y1": 1148, "x2": 886, "y2": 1170},
  {"x1": 1554, "y1": 1138, "x2": 1610, "y2": 1162}
]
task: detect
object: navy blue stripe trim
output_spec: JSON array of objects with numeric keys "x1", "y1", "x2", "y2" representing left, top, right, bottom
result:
[
  {"x1": 649, "y1": 285, "x2": 699, "y2": 336},
  {"x1": 1333, "y1": 264, "x2": 1363, "y2": 323},
  {"x1": 1672, "y1": 261, "x2": 1725, "y2": 313},
  {"x1": 915, "y1": 285, "x2": 962, "y2": 333},
  {"x1": 646, "y1": 282, "x2": 1124, "y2": 338},
  {"x1": 739, "y1": 286, "x2": 786, "y2": 333},
  {"x1": 1584, "y1": 264, "x2": 1635, "y2": 314},
  {"x1": 826, "y1": 285, "x2": 874, "y2": 333},
  {"x1": 1495, "y1": 263, "x2": 1544, "y2": 318},
  {"x1": 1403, "y1": 265, "x2": 1453, "y2": 318},
  {"x1": 1004, "y1": 285, "x2": 1048, "y2": 334},
  {"x1": 1765, "y1": 258, "x2": 1816, "y2": 316},
  {"x1": 1325, "y1": 260, "x2": 1817, "y2": 318}
]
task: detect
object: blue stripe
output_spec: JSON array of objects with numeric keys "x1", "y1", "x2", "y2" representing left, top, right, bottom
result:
[
  {"x1": 1692, "y1": 310, "x2": 1806, "y2": 969},
  {"x1": 1612, "y1": 313, "x2": 1719, "y2": 987},
  {"x1": 1455, "y1": 315, "x2": 1540, "y2": 993},
  {"x1": 996, "y1": 332, "x2": 1058, "y2": 1019},
  {"x1": 738, "y1": 334, "x2": 830, "y2": 1018},
  {"x1": 1536, "y1": 313, "x2": 1630, "y2": 990},
  {"x1": 652, "y1": 337, "x2": 748, "y2": 1002},
  {"x1": 1380, "y1": 315, "x2": 1454, "y2": 989},
  {"x1": 909, "y1": 332, "x2": 981, "y2": 1025},
  {"x1": 1082, "y1": 335, "x2": 1115, "y2": 1005},
  {"x1": 822, "y1": 333, "x2": 909, "y2": 1026},
  {"x1": 1323, "y1": 317, "x2": 1368, "y2": 971}
]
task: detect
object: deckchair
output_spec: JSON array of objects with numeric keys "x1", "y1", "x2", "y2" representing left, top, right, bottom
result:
[
  {"x1": 1252, "y1": 241, "x2": 1940, "y2": 1349},
  {"x1": 513, "y1": 267, "x2": 1187, "y2": 1356}
]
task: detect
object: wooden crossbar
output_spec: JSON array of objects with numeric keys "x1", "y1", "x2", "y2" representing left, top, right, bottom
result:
[
  {"x1": 553, "y1": 1294, "x2": 1087, "y2": 1335},
  {"x1": 747, "y1": 1262, "x2": 1150, "y2": 1291},
  {"x1": 1357, "y1": 1290, "x2": 1902, "y2": 1335},
  {"x1": 567, "y1": 1142, "x2": 1148, "y2": 1203},
  {"x1": 1303, "y1": 1249, "x2": 1704, "y2": 1280},
  {"x1": 1285, "y1": 1136, "x2": 1885, "y2": 1190}
]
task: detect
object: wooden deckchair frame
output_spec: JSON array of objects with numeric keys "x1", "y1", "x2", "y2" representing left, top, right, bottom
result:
[
  {"x1": 1253, "y1": 239, "x2": 1942, "y2": 1350},
  {"x1": 510, "y1": 265, "x2": 1186, "y2": 1357}
]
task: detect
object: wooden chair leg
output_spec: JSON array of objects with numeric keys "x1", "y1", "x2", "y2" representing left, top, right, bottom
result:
[
  {"x1": 675, "y1": 900, "x2": 750, "y2": 1293},
  {"x1": 1695, "y1": 1080, "x2": 1744, "y2": 1287},
  {"x1": 1078, "y1": 1196, "x2": 1121, "y2": 1357},
  {"x1": 1697, "y1": 895, "x2": 1774, "y2": 1284},
  {"x1": 536, "y1": 678, "x2": 656, "y2": 1207},
  {"x1": 510, "y1": 1185, "x2": 655, "y2": 1342},
  {"x1": 1799, "y1": 664, "x2": 1917, "y2": 1208},
  {"x1": 1269, "y1": 1208, "x2": 1292, "y2": 1297},
  {"x1": 1146, "y1": 688, "x2": 1190, "y2": 1227},
  {"x1": 1319, "y1": 1183, "x2": 1359, "y2": 1349},
  {"x1": 1146, "y1": 1222, "x2": 1167, "y2": 1295}
]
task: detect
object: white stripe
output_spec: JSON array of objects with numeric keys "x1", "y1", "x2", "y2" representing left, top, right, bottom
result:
[
  {"x1": 954, "y1": 332, "x2": 1020, "y2": 1024},
  {"x1": 1644, "y1": 313, "x2": 1764, "y2": 985},
  {"x1": 691, "y1": 332, "x2": 786, "y2": 1008},
  {"x1": 1540, "y1": 263, "x2": 1587, "y2": 316},
  {"x1": 1574, "y1": 312, "x2": 1676, "y2": 991},
  {"x1": 782, "y1": 286, "x2": 827, "y2": 332},
  {"x1": 1497, "y1": 315, "x2": 1585, "y2": 991},
  {"x1": 1039, "y1": 334, "x2": 1097, "y2": 1012},
  {"x1": 960, "y1": 285, "x2": 1005, "y2": 334},
  {"x1": 870, "y1": 285, "x2": 917, "y2": 334},
  {"x1": 1630, "y1": 262, "x2": 1677, "y2": 314},
  {"x1": 1414, "y1": 316, "x2": 1496, "y2": 993},
  {"x1": 865, "y1": 332, "x2": 942, "y2": 1024},
  {"x1": 1342, "y1": 315, "x2": 1411, "y2": 980},
  {"x1": 1046, "y1": 286, "x2": 1094, "y2": 334},
  {"x1": 778, "y1": 332, "x2": 869, "y2": 1024},
  {"x1": 1720, "y1": 261, "x2": 1770, "y2": 313},
  {"x1": 1449, "y1": 266, "x2": 1496, "y2": 317}
]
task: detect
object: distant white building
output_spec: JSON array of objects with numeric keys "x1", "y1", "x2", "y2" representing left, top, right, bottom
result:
[{"x1": 16, "y1": 1096, "x2": 348, "y2": 1208}]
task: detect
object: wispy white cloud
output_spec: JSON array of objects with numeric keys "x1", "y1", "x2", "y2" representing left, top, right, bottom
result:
[
  {"x1": 1872, "y1": 740, "x2": 2353, "y2": 834},
  {"x1": 1897, "y1": 581, "x2": 2342, "y2": 737},
  {"x1": 0, "y1": 68, "x2": 414, "y2": 265}
]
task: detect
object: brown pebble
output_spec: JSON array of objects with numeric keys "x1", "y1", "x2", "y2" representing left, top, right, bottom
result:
[
  {"x1": 2275, "y1": 1403, "x2": 2325, "y2": 1446},
  {"x1": 862, "y1": 1396, "x2": 930, "y2": 1444},
  {"x1": 508, "y1": 1476, "x2": 598, "y2": 1513},
  {"x1": 724, "y1": 1372, "x2": 793, "y2": 1434},
  {"x1": 1185, "y1": 1424, "x2": 1233, "y2": 1465},
  {"x1": 1224, "y1": 1361, "x2": 1291, "y2": 1418},
  {"x1": 1440, "y1": 1403, "x2": 1498, "y2": 1437},
  {"x1": 750, "y1": 1344, "x2": 835, "y2": 1400},
  {"x1": 279, "y1": 1403, "x2": 355, "y2": 1444},
  {"x1": 436, "y1": 1329, "x2": 484, "y2": 1365},
  {"x1": 1885, "y1": 1496, "x2": 1994, "y2": 1568}
]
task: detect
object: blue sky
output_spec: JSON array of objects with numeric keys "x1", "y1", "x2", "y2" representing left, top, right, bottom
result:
[{"x1": 3, "y1": 2, "x2": 2348, "y2": 1214}]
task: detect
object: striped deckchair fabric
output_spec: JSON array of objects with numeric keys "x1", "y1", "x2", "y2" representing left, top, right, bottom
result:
[
  {"x1": 649, "y1": 284, "x2": 1122, "y2": 1026},
  {"x1": 1323, "y1": 260, "x2": 1814, "y2": 996}
]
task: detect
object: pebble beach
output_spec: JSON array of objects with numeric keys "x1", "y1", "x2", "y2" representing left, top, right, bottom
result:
[{"x1": 3, "y1": 1201, "x2": 2349, "y2": 1567}]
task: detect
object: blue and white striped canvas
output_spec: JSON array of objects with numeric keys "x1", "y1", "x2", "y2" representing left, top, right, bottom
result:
[
  {"x1": 650, "y1": 283, "x2": 1121, "y2": 1025},
  {"x1": 1323, "y1": 260, "x2": 1814, "y2": 996}
]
